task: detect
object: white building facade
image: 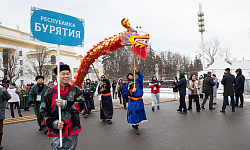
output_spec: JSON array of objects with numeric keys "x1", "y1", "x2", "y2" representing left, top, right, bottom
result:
[{"x1": 0, "y1": 25, "x2": 102, "y2": 86}]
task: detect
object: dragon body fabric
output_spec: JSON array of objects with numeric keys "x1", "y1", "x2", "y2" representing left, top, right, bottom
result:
[{"x1": 72, "y1": 18, "x2": 150, "y2": 88}]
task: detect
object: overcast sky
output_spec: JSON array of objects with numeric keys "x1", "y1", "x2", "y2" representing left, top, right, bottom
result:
[{"x1": 1, "y1": 0, "x2": 250, "y2": 61}]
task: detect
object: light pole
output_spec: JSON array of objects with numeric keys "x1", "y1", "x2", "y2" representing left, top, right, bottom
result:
[{"x1": 198, "y1": 3, "x2": 205, "y2": 70}]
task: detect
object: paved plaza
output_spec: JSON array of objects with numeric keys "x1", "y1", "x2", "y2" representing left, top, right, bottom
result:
[{"x1": 2, "y1": 96, "x2": 250, "y2": 150}]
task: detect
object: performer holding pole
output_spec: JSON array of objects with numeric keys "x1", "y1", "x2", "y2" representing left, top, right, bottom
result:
[
  {"x1": 123, "y1": 67, "x2": 147, "y2": 135},
  {"x1": 40, "y1": 64, "x2": 85, "y2": 149}
]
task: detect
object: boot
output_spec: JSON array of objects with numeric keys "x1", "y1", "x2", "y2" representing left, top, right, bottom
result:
[{"x1": 0, "y1": 133, "x2": 3, "y2": 149}]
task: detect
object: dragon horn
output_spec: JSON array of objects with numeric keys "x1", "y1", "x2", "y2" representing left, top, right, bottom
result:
[{"x1": 121, "y1": 18, "x2": 133, "y2": 31}]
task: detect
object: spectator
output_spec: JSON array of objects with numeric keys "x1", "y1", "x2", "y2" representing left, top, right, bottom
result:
[
  {"x1": 118, "y1": 79, "x2": 128, "y2": 109},
  {"x1": 186, "y1": 74, "x2": 201, "y2": 112},
  {"x1": 173, "y1": 77, "x2": 178, "y2": 100},
  {"x1": 174, "y1": 73, "x2": 187, "y2": 114},
  {"x1": 212, "y1": 74, "x2": 218, "y2": 105},
  {"x1": 149, "y1": 74, "x2": 161, "y2": 111},
  {"x1": 112, "y1": 80, "x2": 117, "y2": 99},
  {"x1": 201, "y1": 72, "x2": 215, "y2": 110},
  {"x1": 220, "y1": 68, "x2": 236, "y2": 113},
  {"x1": 116, "y1": 79, "x2": 122, "y2": 104},
  {"x1": 0, "y1": 86, "x2": 11, "y2": 149},
  {"x1": 235, "y1": 68, "x2": 245, "y2": 107},
  {"x1": 199, "y1": 75, "x2": 204, "y2": 99},
  {"x1": 7, "y1": 83, "x2": 22, "y2": 118}
]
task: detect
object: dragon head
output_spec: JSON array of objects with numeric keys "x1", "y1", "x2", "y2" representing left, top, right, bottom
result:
[{"x1": 120, "y1": 18, "x2": 150, "y2": 49}]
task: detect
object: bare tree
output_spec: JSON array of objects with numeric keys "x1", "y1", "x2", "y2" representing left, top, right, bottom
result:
[
  {"x1": 26, "y1": 46, "x2": 53, "y2": 79},
  {"x1": 218, "y1": 48, "x2": 232, "y2": 64},
  {"x1": 0, "y1": 48, "x2": 25, "y2": 83},
  {"x1": 203, "y1": 38, "x2": 221, "y2": 67}
]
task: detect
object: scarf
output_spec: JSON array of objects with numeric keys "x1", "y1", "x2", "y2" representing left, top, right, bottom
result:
[{"x1": 51, "y1": 83, "x2": 72, "y2": 109}]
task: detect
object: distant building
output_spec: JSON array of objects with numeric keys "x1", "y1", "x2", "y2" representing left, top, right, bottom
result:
[
  {"x1": 0, "y1": 25, "x2": 102, "y2": 86},
  {"x1": 198, "y1": 55, "x2": 231, "y2": 81},
  {"x1": 198, "y1": 56, "x2": 250, "y2": 94}
]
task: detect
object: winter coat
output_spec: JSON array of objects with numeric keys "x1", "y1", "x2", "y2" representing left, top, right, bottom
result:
[
  {"x1": 118, "y1": 83, "x2": 127, "y2": 97},
  {"x1": 199, "y1": 78, "x2": 204, "y2": 94},
  {"x1": 203, "y1": 76, "x2": 215, "y2": 94},
  {"x1": 7, "y1": 85, "x2": 21, "y2": 102},
  {"x1": 234, "y1": 69, "x2": 245, "y2": 94},
  {"x1": 112, "y1": 81, "x2": 117, "y2": 91},
  {"x1": 0, "y1": 88, "x2": 11, "y2": 120},
  {"x1": 187, "y1": 80, "x2": 201, "y2": 95},
  {"x1": 221, "y1": 73, "x2": 235, "y2": 96},
  {"x1": 116, "y1": 83, "x2": 120, "y2": 94},
  {"x1": 174, "y1": 76, "x2": 187, "y2": 94},
  {"x1": 213, "y1": 77, "x2": 218, "y2": 97},
  {"x1": 149, "y1": 80, "x2": 161, "y2": 94}
]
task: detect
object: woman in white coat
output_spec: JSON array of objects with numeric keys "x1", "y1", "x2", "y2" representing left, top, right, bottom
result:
[{"x1": 7, "y1": 83, "x2": 22, "y2": 118}]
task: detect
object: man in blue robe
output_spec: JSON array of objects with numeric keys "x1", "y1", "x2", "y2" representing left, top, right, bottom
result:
[{"x1": 123, "y1": 67, "x2": 147, "y2": 135}]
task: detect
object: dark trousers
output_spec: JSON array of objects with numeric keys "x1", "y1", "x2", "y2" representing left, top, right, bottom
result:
[
  {"x1": 122, "y1": 96, "x2": 128, "y2": 108},
  {"x1": 200, "y1": 94, "x2": 203, "y2": 99},
  {"x1": 188, "y1": 95, "x2": 200, "y2": 110},
  {"x1": 222, "y1": 96, "x2": 235, "y2": 111},
  {"x1": 118, "y1": 94, "x2": 122, "y2": 104},
  {"x1": 10, "y1": 102, "x2": 21, "y2": 117},
  {"x1": 201, "y1": 94, "x2": 213, "y2": 109},
  {"x1": 235, "y1": 93, "x2": 244, "y2": 106},
  {"x1": 178, "y1": 92, "x2": 187, "y2": 111},
  {"x1": 113, "y1": 90, "x2": 117, "y2": 99}
]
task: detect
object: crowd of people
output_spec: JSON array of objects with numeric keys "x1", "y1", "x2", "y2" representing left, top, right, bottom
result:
[
  {"x1": 0, "y1": 64, "x2": 149, "y2": 149},
  {"x1": 173, "y1": 68, "x2": 245, "y2": 114},
  {"x1": 0, "y1": 65, "x2": 247, "y2": 149}
]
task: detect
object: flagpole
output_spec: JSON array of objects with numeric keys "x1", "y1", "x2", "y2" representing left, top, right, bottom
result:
[
  {"x1": 134, "y1": 53, "x2": 136, "y2": 87},
  {"x1": 92, "y1": 64, "x2": 100, "y2": 81},
  {"x1": 57, "y1": 44, "x2": 62, "y2": 147}
]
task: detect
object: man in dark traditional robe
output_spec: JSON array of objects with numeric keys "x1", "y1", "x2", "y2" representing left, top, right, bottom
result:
[
  {"x1": 98, "y1": 75, "x2": 113, "y2": 124},
  {"x1": 40, "y1": 64, "x2": 85, "y2": 150},
  {"x1": 29, "y1": 75, "x2": 49, "y2": 132}
]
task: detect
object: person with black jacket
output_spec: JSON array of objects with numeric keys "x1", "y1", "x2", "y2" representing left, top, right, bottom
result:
[
  {"x1": 220, "y1": 68, "x2": 236, "y2": 113},
  {"x1": 82, "y1": 85, "x2": 92, "y2": 118},
  {"x1": 174, "y1": 73, "x2": 187, "y2": 114},
  {"x1": 112, "y1": 80, "x2": 117, "y2": 99},
  {"x1": 118, "y1": 79, "x2": 128, "y2": 109},
  {"x1": 201, "y1": 72, "x2": 216, "y2": 110},
  {"x1": 235, "y1": 68, "x2": 245, "y2": 107}
]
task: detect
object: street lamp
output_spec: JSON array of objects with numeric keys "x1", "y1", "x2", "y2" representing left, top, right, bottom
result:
[{"x1": 198, "y1": 3, "x2": 205, "y2": 70}]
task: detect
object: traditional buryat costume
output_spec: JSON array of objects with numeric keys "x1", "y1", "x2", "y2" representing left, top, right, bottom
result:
[
  {"x1": 40, "y1": 64, "x2": 85, "y2": 150},
  {"x1": 29, "y1": 76, "x2": 49, "y2": 130},
  {"x1": 98, "y1": 77, "x2": 113, "y2": 123},
  {"x1": 20, "y1": 88, "x2": 29, "y2": 111},
  {"x1": 123, "y1": 70, "x2": 147, "y2": 134}
]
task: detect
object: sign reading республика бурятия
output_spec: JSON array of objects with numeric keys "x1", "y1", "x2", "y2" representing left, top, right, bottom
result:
[{"x1": 30, "y1": 6, "x2": 85, "y2": 47}]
